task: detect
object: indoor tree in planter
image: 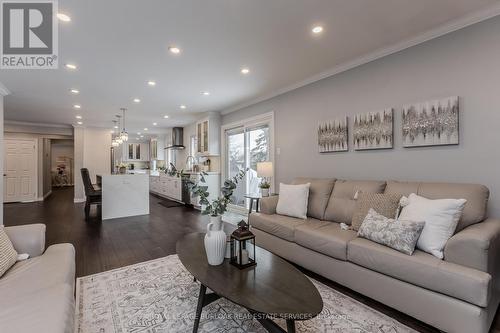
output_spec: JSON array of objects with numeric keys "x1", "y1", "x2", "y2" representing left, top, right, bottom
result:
[{"x1": 169, "y1": 164, "x2": 247, "y2": 265}]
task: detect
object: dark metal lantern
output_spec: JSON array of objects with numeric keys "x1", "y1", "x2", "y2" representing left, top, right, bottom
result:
[{"x1": 230, "y1": 221, "x2": 256, "y2": 269}]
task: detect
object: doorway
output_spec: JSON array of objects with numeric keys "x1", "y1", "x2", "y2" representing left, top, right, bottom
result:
[
  {"x1": 51, "y1": 139, "x2": 74, "y2": 188},
  {"x1": 4, "y1": 138, "x2": 37, "y2": 202}
]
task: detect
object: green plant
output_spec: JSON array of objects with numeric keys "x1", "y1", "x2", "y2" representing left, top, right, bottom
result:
[
  {"x1": 259, "y1": 180, "x2": 271, "y2": 189},
  {"x1": 169, "y1": 164, "x2": 247, "y2": 216}
]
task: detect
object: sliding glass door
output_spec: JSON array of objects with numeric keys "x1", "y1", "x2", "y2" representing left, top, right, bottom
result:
[{"x1": 224, "y1": 115, "x2": 273, "y2": 212}]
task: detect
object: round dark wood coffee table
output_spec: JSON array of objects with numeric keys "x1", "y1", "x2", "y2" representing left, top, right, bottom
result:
[{"x1": 176, "y1": 233, "x2": 323, "y2": 333}]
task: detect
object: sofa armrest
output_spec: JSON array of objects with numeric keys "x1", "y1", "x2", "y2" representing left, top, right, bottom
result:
[
  {"x1": 260, "y1": 196, "x2": 279, "y2": 215},
  {"x1": 4, "y1": 224, "x2": 46, "y2": 257},
  {"x1": 444, "y1": 218, "x2": 500, "y2": 274}
]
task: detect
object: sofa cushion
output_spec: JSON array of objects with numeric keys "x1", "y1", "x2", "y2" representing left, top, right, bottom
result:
[
  {"x1": 0, "y1": 283, "x2": 75, "y2": 333},
  {"x1": 292, "y1": 177, "x2": 336, "y2": 220},
  {"x1": 0, "y1": 226, "x2": 18, "y2": 277},
  {"x1": 0, "y1": 243, "x2": 75, "y2": 302},
  {"x1": 351, "y1": 192, "x2": 402, "y2": 231},
  {"x1": 249, "y1": 213, "x2": 307, "y2": 242},
  {"x1": 324, "y1": 180, "x2": 386, "y2": 224},
  {"x1": 385, "y1": 181, "x2": 489, "y2": 231},
  {"x1": 347, "y1": 237, "x2": 491, "y2": 307},
  {"x1": 295, "y1": 221, "x2": 357, "y2": 260}
]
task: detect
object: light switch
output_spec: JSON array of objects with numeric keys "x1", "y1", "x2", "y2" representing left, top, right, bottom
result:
[{"x1": 276, "y1": 147, "x2": 281, "y2": 155}]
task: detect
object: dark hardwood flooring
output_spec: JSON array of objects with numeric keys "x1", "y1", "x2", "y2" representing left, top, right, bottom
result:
[{"x1": 3, "y1": 187, "x2": 499, "y2": 333}]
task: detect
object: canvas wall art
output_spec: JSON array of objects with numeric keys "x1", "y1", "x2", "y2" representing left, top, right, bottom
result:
[
  {"x1": 353, "y1": 109, "x2": 394, "y2": 150},
  {"x1": 402, "y1": 96, "x2": 459, "y2": 147},
  {"x1": 318, "y1": 117, "x2": 348, "y2": 153}
]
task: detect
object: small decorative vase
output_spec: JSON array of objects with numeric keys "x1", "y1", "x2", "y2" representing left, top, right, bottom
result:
[
  {"x1": 261, "y1": 188, "x2": 270, "y2": 197},
  {"x1": 119, "y1": 166, "x2": 126, "y2": 174},
  {"x1": 204, "y1": 215, "x2": 226, "y2": 266}
]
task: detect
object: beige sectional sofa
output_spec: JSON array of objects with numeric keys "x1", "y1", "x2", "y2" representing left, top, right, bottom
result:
[
  {"x1": 249, "y1": 178, "x2": 500, "y2": 333},
  {"x1": 0, "y1": 224, "x2": 75, "y2": 333}
]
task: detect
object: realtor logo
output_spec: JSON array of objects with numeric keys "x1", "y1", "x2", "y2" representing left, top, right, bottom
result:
[{"x1": 1, "y1": 0, "x2": 58, "y2": 69}]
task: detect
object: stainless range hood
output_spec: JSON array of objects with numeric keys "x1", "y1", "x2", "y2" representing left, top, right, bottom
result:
[{"x1": 165, "y1": 127, "x2": 185, "y2": 150}]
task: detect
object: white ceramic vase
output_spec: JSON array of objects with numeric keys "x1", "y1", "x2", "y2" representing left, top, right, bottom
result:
[{"x1": 204, "y1": 215, "x2": 226, "y2": 266}]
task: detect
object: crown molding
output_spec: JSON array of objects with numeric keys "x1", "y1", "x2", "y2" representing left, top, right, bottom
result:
[
  {"x1": 0, "y1": 82, "x2": 11, "y2": 96},
  {"x1": 5, "y1": 120, "x2": 72, "y2": 128},
  {"x1": 221, "y1": 3, "x2": 500, "y2": 115}
]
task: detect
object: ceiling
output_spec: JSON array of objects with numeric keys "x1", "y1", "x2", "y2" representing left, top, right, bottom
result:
[{"x1": 1, "y1": 0, "x2": 499, "y2": 135}]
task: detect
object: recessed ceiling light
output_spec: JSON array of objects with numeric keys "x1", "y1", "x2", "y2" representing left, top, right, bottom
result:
[
  {"x1": 147, "y1": 81, "x2": 156, "y2": 86},
  {"x1": 312, "y1": 25, "x2": 323, "y2": 34},
  {"x1": 114, "y1": 125, "x2": 119, "y2": 129},
  {"x1": 65, "y1": 63, "x2": 77, "y2": 70},
  {"x1": 168, "y1": 46, "x2": 181, "y2": 54},
  {"x1": 133, "y1": 98, "x2": 141, "y2": 103},
  {"x1": 201, "y1": 91, "x2": 210, "y2": 96},
  {"x1": 70, "y1": 89, "x2": 79, "y2": 94},
  {"x1": 179, "y1": 105, "x2": 186, "y2": 109},
  {"x1": 77, "y1": 121, "x2": 83, "y2": 125},
  {"x1": 73, "y1": 104, "x2": 81, "y2": 109},
  {"x1": 144, "y1": 128, "x2": 148, "y2": 131},
  {"x1": 137, "y1": 132, "x2": 141, "y2": 135},
  {"x1": 75, "y1": 115, "x2": 82, "y2": 119},
  {"x1": 241, "y1": 68, "x2": 250, "y2": 74},
  {"x1": 164, "y1": 115, "x2": 169, "y2": 119},
  {"x1": 153, "y1": 122, "x2": 157, "y2": 126},
  {"x1": 57, "y1": 13, "x2": 71, "y2": 22},
  {"x1": 110, "y1": 130, "x2": 115, "y2": 133},
  {"x1": 140, "y1": 135, "x2": 144, "y2": 138}
]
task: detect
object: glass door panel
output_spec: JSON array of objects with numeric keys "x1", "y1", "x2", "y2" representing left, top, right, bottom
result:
[
  {"x1": 225, "y1": 123, "x2": 271, "y2": 210},
  {"x1": 226, "y1": 128, "x2": 245, "y2": 207}
]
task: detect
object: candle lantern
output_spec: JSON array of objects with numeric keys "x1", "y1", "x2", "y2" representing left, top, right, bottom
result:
[{"x1": 230, "y1": 221, "x2": 256, "y2": 269}]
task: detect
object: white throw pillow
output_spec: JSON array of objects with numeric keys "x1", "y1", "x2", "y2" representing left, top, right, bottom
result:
[
  {"x1": 399, "y1": 193, "x2": 466, "y2": 259},
  {"x1": 276, "y1": 183, "x2": 310, "y2": 219}
]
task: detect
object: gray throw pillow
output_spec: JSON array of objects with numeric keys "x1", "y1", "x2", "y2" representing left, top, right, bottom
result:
[{"x1": 358, "y1": 209, "x2": 425, "y2": 255}]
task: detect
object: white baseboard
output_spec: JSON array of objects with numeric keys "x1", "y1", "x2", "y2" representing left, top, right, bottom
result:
[
  {"x1": 74, "y1": 198, "x2": 86, "y2": 203},
  {"x1": 36, "y1": 190, "x2": 53, "y2": 201}
]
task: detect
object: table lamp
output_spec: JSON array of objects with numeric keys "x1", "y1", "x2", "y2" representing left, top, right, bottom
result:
[{"x1": 257, "y1": 161, "x2": 273, "y2": 196}]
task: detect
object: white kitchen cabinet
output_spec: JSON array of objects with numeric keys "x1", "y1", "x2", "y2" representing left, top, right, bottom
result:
[
  {"x1": 195, "y1": 112, "x2": 221, "y2": 156},
  {"x1": 123, "y1": 142, "x2": 149, "y2": 161},
  {"x1": 149, "y1": 174, "x2": 181, "y2": 201},
  {"x1": 150, "y1": 135, "x2": 165, "y2": 161}
]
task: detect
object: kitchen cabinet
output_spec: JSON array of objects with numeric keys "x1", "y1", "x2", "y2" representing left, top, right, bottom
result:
[
  {"x1": 149, "y1": 174, "x2": 181, "y2": 201},
  {"x1": 150, "y1": 135, "x2": 165, "y2": 161},
  {"x1": 124, "y1": 142, "x2": 149, "y2": 161},
  {"x1": 195, "y1": 112, "x2": 221, "y2": 156}
]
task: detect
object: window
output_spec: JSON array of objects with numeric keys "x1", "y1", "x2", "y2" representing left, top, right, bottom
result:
[{"x1": 222, "y1": 112, "x2": 274, "y2": 213}]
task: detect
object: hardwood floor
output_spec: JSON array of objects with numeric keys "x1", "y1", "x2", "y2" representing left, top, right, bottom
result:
[{"x1": 3, "y1": 186, "x2": 499, "y2": 333}]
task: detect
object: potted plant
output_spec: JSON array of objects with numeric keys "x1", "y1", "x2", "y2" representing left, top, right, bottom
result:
[
  {"x1": 170, "y1": 165, "x2": 246, "y2": 265},
  {"x1": 117, "y1": 163, "x2": 128, "y2": 174},
  {"x1": 259, "y1": 180, "x2": 271, "y2": 197}
]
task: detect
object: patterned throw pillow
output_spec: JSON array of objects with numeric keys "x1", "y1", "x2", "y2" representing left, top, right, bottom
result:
[
  {"x1": 351, "y1": 192, "x2": 402, "y2": 231},
  {"x1": 0, "y1": 226, "x2": 18, "y2": 277},
  {"x1": 358, "y1": 209, "x2": 425, "y2": 255}
]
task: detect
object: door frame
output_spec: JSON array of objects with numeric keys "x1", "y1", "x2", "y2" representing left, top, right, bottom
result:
[
  {"x1": 4, "y1": 138, "x2": 38, "y2": 203},
  {"x1": 221, "y1": 111, "x2": 275, "y2": 214}
]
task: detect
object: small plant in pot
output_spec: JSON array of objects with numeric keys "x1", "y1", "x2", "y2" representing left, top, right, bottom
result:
[
  {"x1": 117, "y1": 163, "x2": 128, "y2": 174},
  {"x1": 259, "y1": 180, "x2": 271, "y2": 197},
  {"x1": 170, "y1": 165, "x2": 247, "y2": 265}
]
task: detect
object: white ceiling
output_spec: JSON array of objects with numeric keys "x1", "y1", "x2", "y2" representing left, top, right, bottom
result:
[{"x1": 1, "y1": 0, "x2": 499, "y2": 135}]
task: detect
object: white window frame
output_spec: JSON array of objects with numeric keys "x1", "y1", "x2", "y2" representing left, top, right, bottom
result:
[{"x1": 221, "y1": 111, "x2": 275, "y2": 215}]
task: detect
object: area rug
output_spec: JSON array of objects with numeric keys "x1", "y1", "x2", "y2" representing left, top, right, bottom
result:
[{"x1": 75, "y1": 255, "x2": 417, "y2": 333}]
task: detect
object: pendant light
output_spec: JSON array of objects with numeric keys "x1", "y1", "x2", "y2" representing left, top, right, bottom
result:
[
  {"x1": 120, "y1": 108, "x2": 129, "y2": 142},
  {"x1": 111, "y1": 120, "x2": 119, "y2": 147}
]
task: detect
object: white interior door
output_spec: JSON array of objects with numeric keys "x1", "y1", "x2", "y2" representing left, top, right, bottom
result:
[{"x1": 4, "y1": 139, "x2": 37, "y2": 203}]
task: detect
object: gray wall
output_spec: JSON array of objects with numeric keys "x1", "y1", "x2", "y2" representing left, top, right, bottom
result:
[
  {"x1": 222, "y1": 16, "x2": 500, "y2": 218},
  {"x1": 0, "y1": 95, "x2": 3, "y2": 224}
]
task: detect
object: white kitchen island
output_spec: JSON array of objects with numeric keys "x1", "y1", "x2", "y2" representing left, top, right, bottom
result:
[{"x1": 100, "y1": 174, "x2": 150, "y2": 220}]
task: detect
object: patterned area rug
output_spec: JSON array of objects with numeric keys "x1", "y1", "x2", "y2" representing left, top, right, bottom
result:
[{"x1": 75, "y1": 255, "x2": 416, "y2": 333}]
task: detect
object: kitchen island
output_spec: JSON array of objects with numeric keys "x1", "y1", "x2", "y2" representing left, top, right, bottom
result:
[{"x1": 99, "y1": 174, "x2": 150, "y2": 220}]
